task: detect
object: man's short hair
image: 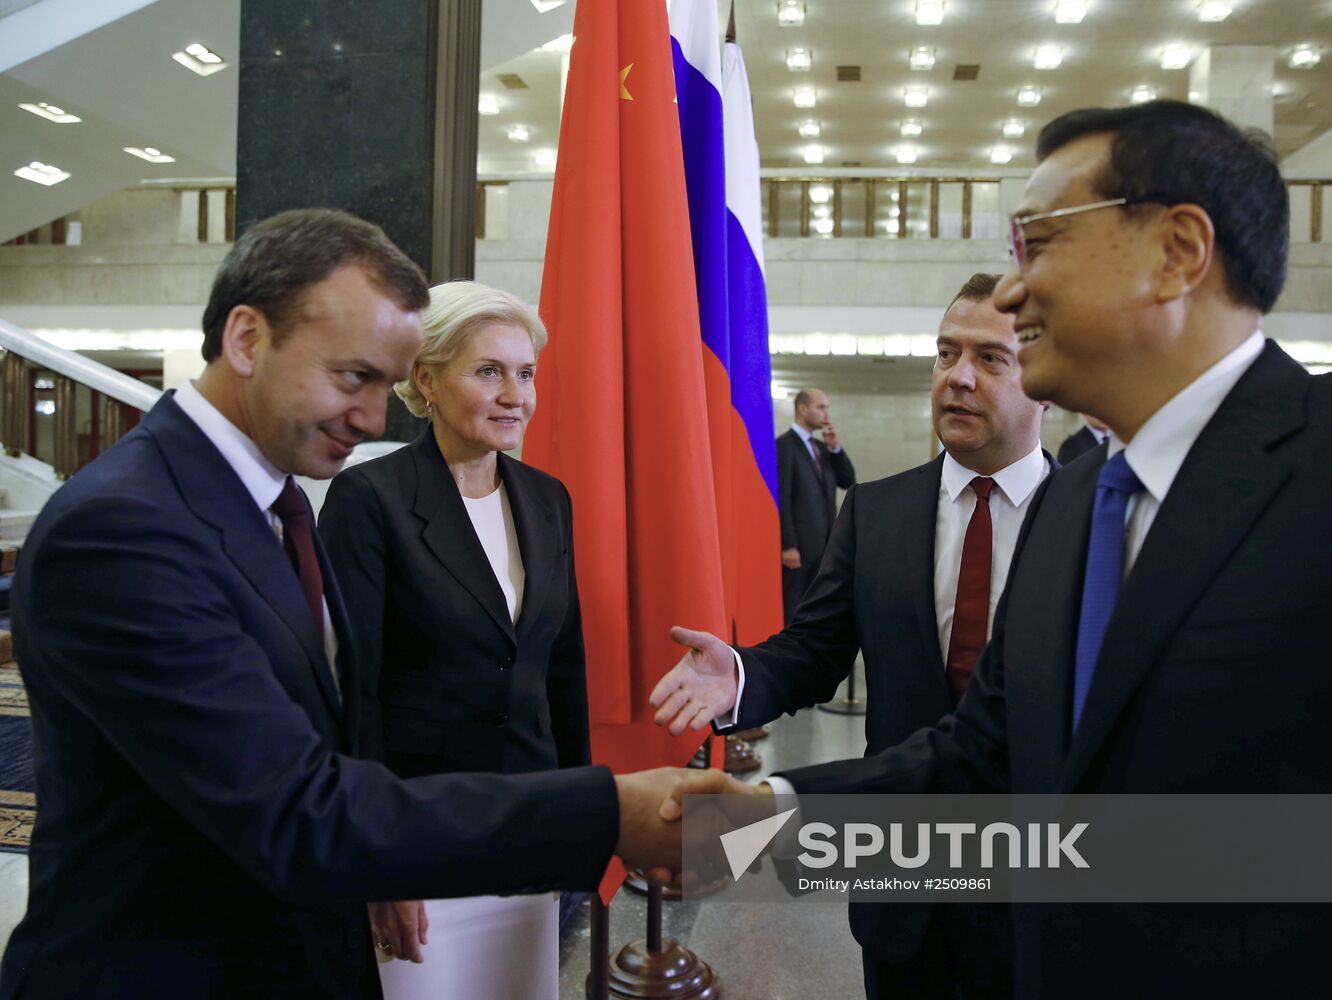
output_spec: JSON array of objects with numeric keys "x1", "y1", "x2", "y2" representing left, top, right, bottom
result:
[
  {"x1": 200, "y1": 208, "x2": 431, "y2": 362},
  {"x1": 793, "y1": 388, "x2": 814, "y2": 415},
  {"x1": 945, "y1": 273, "x2": 1001, "y2": 314},
  {"x1": 1036, "y1": 100, "x2": 1287, "y2": 314}
]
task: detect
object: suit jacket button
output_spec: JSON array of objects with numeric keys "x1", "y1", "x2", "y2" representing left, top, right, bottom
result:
[{"x1": 498, "y1": 655, "x2": 512, "y2": 670}]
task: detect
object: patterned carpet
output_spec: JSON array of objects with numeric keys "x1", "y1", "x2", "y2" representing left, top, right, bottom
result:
[{"x1": 0, "y1": 663, "x2": 33, "y2": 853}]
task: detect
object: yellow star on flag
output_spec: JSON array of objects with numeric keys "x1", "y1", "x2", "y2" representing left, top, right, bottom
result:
[{"x1": 620, "y1": 63, "x2": 634, "y2": 101}]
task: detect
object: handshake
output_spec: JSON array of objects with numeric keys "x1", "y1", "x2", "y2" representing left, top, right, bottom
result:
[
  {"x1": 611, "y1": 767, "x2": 770, "y2": 881},
  {"x1": 610, "y1": 623, "x2": 770, "y2": 879}
]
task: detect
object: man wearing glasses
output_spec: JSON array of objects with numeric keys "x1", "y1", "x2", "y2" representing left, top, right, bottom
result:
[{"x1": 685, "y1": 100, "x2": 1332, "y2": 996}]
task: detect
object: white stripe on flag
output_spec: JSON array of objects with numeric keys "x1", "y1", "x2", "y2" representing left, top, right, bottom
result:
[{"x1": 722, "y1": 41, "x2": 765, "y2": 276}]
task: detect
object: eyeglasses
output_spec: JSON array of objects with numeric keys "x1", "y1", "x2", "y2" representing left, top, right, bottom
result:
[{"x1": 1008, "y1": 197, "x2": 1130, "y2": 269}]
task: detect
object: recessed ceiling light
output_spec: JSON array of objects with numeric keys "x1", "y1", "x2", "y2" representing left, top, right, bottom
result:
[
  {"x1": 793, "y1": 86, "x2": 817, "y2": 108},
  {"x1": 507, "y1": 124, "x2": 531, "y2": 143},
  {"x1": 901, "y1": 119, "x2": 924, "y2": 137},
  {"x1": 1290, "y1": 45, "x2": 1320, "y2": 69},
  {"x1": 904, "y1": 86, "x2": 929, "y2": 107},
  {"x1": 172, "y1": 42, "x2": 229, "y2": 76},
  {"x1": 1001, "y1": 119, "x2": 1025, "y2": 138},
  {"x1": 534, "y1": 148, "x2": 557, "y2": 169},
  {"x1": 530, "y1": 0, "x2": 567, "y2": 11},
  {"x1": 478, "y1": 93, "x2": 500, "y2": 115},
  {"x1": 885, "y1": 219, "x2": 900, "y2": 235},
  {"x1": 777, "y1": 1, "x2": 805, "y2": 27},
  {"x1": 890, "y1": 206, "x2": 901, "y2": 217},
  {"x1": 910, "y1": 47, "x2": 936, "y2": 71},
  {"x1": 14, "y1": 161, "x2": 70, "y2": 186},
  {"x1": 896, "y1": 146, "x2": 919, "y2": 164},
  {"x1": 1054, "y1": 1, "x2": 1088, "y2": 22},
  {"x1": 787, "y1": 48, "x2": 812, "y2": 72},
  {"x1": 803, "y1": 144, "x2": 825, "y2": 164},
  {"x1": 1130, "y1": 84, "x2": 1157, "y2": 104},
  {"x1": 809, "y1": 184, "x2": 833, "y2": 204},
  {"x1": 18, "y1": 102, "x2": 81, "y2": 124},
  {"x1": 1197, "y1": 1, "x2": 1231, "y2": 20},
  {"x1": 798, "y1": 119, "x2": 821, "y2": 138},
  {"x1": 991, "y1": 146, "x2": 1013, "y2": 164},
  {"x1": 1017, "y1": 86, "x2": 1042, "y2": 106},
  {"x1": 1034, "y1": 45, "x2": 1063, "y2": 69},
  {"x1": 124, "y1": 146, "x2": 176, "y2": 163},
  {"x1": 916, "y1": 0, "x2": 944, "y2": 26},
  {"x1": 812, "y1": 205, "x2": 831, "y2": 220},
  {"x1": 1161, "y1": 44, "x2": 1192, "y2": 70},
  {"x1": 813, "y1": 217, "x2": 834, "y2": 235},
  {"x1": 539, "y1": 33, "x2": 574, "y2": 52}
]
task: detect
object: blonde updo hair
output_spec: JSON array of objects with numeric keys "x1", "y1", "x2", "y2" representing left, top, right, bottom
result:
[{"x1": 394, "y1": 280, "x2": 549, "y2": 418}]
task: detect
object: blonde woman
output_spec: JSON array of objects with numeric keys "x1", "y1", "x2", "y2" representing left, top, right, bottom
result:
[{"x1": 319, "y1": 280, "x2": 587, "y2": 999}]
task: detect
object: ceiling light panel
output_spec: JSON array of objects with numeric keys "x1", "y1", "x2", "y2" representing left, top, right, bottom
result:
[
  {"x1": 910, "y1": 47, "x2": 936, "y2": 70},
  {"x1": 1002, "y1": 119, "x2": 1026, "y2": 138},
  {"x1": 787, "y1": 48, "x2": 812, "y2": 72},
  {"x1": 803, "y1": 144, "x2": 825, "y2": 164},
  {"x1": 530, "y1": 0, "x2": 567, "y2": 11},
  {"x1": 904, "y1": 86, "x2": 929, "y2": 107},
  {"x1": 478, "y1": 93, "x2": 500, "y2": 115},
  {"x1": 172, "y1": 42, "x2": 229, "y2": 77},
  {"x1": 507, "y1": 124, "x2": 531, "y2": 142},
  {"x1": 18, "y1": 102, "x2": 81, "y2": 124},
  {"x1": 1130, "y1": 84, "x2": 1157, "y2": 104},
  {"x1": 777, "y1": 1, "x2": 805, "y2": 27},
  {"x1": 124, "y1": 146, "x2": 175, "y2": 163},
  {"x1": 896, "y1": 146, "x2": 919, "y2": 164},
  {"x1": 14, "y1": 161, "x2": 70, "y2": 186},
  {"x1": 809, "y1": 184, "x2": 833, "y2": 204},
  {"x1": 1054, "y1": 1, "x2": 1088, "y2": 22},
  {"x1": 901, "y1": 119, "x2": 924, "y2": 137},
  {"x1": 916, "y1": 0, "x2": 945, "y2": 26},
  {"x1": 1017, "y1": 86, "x2": 1042, "y2": 106},
  {"x1": 798, "y1": 119, "x2": 821, "y2": 138},
  {"x1": 990, "y1": 146, "x2": 1013, "y2": 164},
  {"x1": 1161, "y1": 45, "x2": 1192, "y2": 69},
  {"x1": 793, "y1": 86, "x2": 817, "y2": 108},
  {"x1": 1034, "y1": 45, "x2": 1063, "y2": 69},
  {"x1": 1197, "y1": 1, "x2": 1231, "y2": 21},
  {"x1": 1290, "y1": 45, "x2": 1320, "y2": 69}
]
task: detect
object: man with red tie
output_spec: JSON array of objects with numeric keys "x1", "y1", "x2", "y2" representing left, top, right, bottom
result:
[{"x1": 652, "y1": 272, "x2": 1051, "y2": 998}]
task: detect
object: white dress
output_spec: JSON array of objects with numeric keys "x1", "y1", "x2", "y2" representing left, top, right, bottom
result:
[{"x1": 377, "y1": 484, "x2": 560, "y2": 1000}]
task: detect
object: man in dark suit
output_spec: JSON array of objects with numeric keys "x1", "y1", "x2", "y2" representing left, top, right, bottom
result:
[
  {"x1": 1055, "y1": 414, "x2": 1107, "y2": 465},
  {"x1": 0, "y1": 209, "x2": 712, "y2": 999},
  {"x1": 653, "y1": 273, "x2": 1051, "y2": 998},
  {"x1": 777, "y1": 388, "x2": 855, "y2": 620},
  {"x1": 669, "y1": 101, "x2": 1332, "y2": 997}
]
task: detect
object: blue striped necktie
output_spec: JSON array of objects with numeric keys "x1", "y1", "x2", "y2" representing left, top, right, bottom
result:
[{"x1": 1072, "y1": 452, "x2": 1143, "y2": 729}]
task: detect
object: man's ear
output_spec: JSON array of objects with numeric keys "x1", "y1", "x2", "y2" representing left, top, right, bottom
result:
[
  {"x1": 1157, "y1": 203, "x2": 1215, "y2": 303},
  {"x1": 219, "y1": 305, "x2": 266, "y2": 377}
]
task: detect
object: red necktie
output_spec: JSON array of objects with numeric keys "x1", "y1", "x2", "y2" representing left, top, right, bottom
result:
[
  {"x1": 271, "y1": 477, "x2": 325, "y2": 641},
  {"x1": 945, "y1": 477, "x2": 994, "y2": 703}
]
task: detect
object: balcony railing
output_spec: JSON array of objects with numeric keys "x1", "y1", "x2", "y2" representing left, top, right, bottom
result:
[{"x1": 0, "y1": 320, "x2": 161, "y2": 479}]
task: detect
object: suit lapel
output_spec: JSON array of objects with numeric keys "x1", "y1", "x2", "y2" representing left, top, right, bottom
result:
[
  {"x1": 146, "y1": 396, "x2": 343, "y2": 722},
  {"x1": 1060, "y1": 345, "x2": 1306, "y2": 789},
  {"x1": 410, "y1": 432, "x2": 517, "y2": 643},
  {"x1": 906, "y1": 456, "x2": 950, "y2": 696},
  {"x1": 314, "y1": 531, "x2": 359, "y2": 750},
  {"x1": 499, "y1": 454, "x2": 555, "y2": 632}
]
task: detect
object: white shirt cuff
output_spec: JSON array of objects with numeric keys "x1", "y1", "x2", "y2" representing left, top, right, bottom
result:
[{"x1": 714, "y1": 648, "x2": 746, "y2": 729}]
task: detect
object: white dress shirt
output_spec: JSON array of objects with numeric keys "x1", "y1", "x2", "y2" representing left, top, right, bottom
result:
[
  {"x1": 1110, "y1": 331, "x2": 1264, "y2": 577},
  {"x1": 934, "y1": 444, "x2": 1050, "y2": 659},
  {"x1": 791, "y1": 421, "x2": 842, "y2": 458},
  {"x1": 172, "y1": 381, "x2": 339, "y2": 680}
]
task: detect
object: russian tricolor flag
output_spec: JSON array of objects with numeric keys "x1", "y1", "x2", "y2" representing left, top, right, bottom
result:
[{"x1": 670, "y1": 0, "x2": 783, "y2": 646}]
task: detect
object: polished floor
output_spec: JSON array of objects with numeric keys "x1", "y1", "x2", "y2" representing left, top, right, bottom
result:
[{"x1": 0, "y1": 664, "x2": 870, "y2": 999}]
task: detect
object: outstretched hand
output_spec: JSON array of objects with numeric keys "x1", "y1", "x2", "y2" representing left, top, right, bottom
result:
[{"x1": 649, "y1": 626, "x2": 740, "y2": 735}]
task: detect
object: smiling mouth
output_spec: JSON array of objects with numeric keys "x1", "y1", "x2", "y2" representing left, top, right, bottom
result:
[
  {"x1": 1017, "y1": 324, "x2": 1045, "y2": 344},
  {"x1": 944, "y1": 405, "x2": 981, "y2": 417}
]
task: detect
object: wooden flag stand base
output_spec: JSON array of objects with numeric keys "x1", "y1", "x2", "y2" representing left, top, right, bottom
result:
[
  {"x1": 586, "y1": 887, "x2": 720, "y2": 999},
  {"x1": 816, "y1": 664, "x2": 867, "y2": 716},
  {"x1": 723, "y1": 735, "x2": 762, "y2": 774},
  {"x1": 731, "y1": 726, "x2": 769, "y2": 741}
]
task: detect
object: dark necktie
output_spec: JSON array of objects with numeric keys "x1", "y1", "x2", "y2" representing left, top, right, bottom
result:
[
  {"x1": 271, "y1": 476, "x2": 325, "y2": 641},
  {"x1": 809, "y1": 438, "x2": 824, "y2": 479},
  {"x1": 946, "y1": 477, "x2": 994, "y2": 703},
  {"x1": 1071, "y1": 453, "x2": 1143, "y2": 729}
]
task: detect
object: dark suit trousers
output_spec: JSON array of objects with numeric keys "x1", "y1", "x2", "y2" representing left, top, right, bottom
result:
[
  {"x1": 782, "y1": 561, "x2": 820, "y2": 623},
  {"x1": 861, "y1": 904, "x2": 1013, "y2": 1000}
]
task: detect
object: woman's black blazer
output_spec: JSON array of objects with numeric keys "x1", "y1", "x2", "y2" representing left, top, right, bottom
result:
[{"x1": 318, "y1": 430, "x2": 590, "y2": 779}]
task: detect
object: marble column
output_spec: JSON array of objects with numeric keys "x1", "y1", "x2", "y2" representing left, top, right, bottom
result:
[
  {"x1": 235, "y1": 0, "x2": 481, "y2": 440},
  {"x1": 1189, "y1": 45, "x2": 1274, "y2": 137}
]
